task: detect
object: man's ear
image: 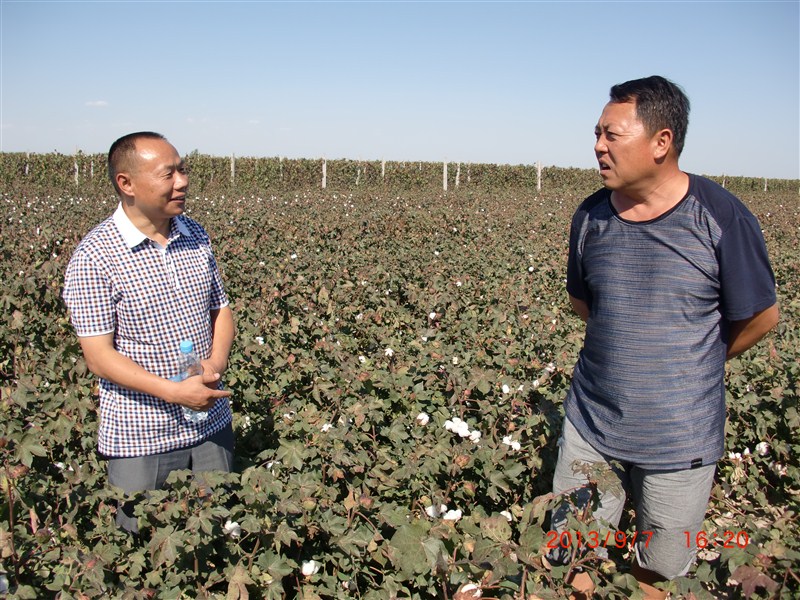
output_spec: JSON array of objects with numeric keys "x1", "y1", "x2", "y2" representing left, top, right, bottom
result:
[
  {"x1": 653, "y1": 128, "x2": 674, "y2": 160},
  {"x1": 116, "y1": 172, "x2": 134, "y2": 197}
]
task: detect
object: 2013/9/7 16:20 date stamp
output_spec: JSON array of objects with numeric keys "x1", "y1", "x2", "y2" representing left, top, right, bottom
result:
[{"x1": 545, "y1": 530, "x2": 751, "y2": 550}]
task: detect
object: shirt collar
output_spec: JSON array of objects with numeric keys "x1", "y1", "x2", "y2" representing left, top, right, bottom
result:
[{"x1": 113, "y1": 203, "x2": 193, "y2": 248}]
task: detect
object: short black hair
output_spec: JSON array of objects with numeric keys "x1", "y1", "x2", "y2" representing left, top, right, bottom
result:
[
  {"x1": 609, "y1": 76, "x2": 690, "y2": 156},
  {"x1": 108, "y1": 131, "x2": 167, "y2": 194}
]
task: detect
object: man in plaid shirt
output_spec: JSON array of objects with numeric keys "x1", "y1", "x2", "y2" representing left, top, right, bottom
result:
[{"x1": 64, "y1": 132, "x2": 235, "y2": 532}]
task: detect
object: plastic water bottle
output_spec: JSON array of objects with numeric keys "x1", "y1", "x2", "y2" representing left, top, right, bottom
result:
[{"x1": 170, "y1": 340, "x2": 209, "y2": 423}]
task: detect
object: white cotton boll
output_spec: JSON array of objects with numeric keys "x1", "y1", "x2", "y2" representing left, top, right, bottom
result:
[
  {"x1": 755, "y1": 441, "x2": 769, "y2": 456},
  {"x1": 429, "y1": 311, "x2": 437, "y2": 320},
  {"x1": 442, "y1": 509, "x2": 462, "y2": 521},
  {"x1": 301, "y1": 560, "x2": 320, "y2": 576},
  {"x1": 321, "y1": 423, "x2": 333, "y2": 432},
  {"x1": 426, "y1": 504, "x2": 448, "y2": 518},
  {"x1": 502, "y1": 384, "x2": 510, "y2": 394},
  {"x1": 385, "y1": 347, "x2": 394, "y2": 357},
  {"x1": 255, "y1": 336, "x2": 265, "y2": 345},
  {"x1": 415, "y1": 412, "x2": 430, "y2": 426},
  {"x1": 457, "y1": 583, "x2": 482, "y2": 598},
  {"x1": 500, "y1": 511, "x2": 513, "y2": 522},
  {"x1": 469, "y1": 430, "x2": 481, "y2": 443},
  {"x1": 223, "y1": 520, "x2": 242, "y2": 539},
  {"x1": 358, "y1": 355, "x2": 366, "y2": 364},
  {"x1": 452, "y1": 356, "x2": 459, "y2": 365}
]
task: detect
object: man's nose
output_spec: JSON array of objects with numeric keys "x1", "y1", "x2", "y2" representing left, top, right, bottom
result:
[{"x1": 594, "y1": 136, "x2": 607, "y2": 154}]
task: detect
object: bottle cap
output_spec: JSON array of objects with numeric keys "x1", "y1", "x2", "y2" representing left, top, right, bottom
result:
[{"x1": 180, "y1": 340, "x2": 194, "y2": 353}]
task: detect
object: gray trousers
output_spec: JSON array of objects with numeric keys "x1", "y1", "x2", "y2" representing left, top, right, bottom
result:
[{"x1": 107, "y1": 424, "x2": 234, "y2": 532}]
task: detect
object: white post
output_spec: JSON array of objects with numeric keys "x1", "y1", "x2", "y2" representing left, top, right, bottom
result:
[
  {"x1": 90, "y1": 159, "x2": 94, "y2": 179},
  {"x1": 443, "y1": 160, "x2": 448, "y2": 192},
  {"x1": 467, "y1": 163, "x2": 471, "y2": 184},
  {"x1": 722, "y1": 175, "x2": 726, "y2": 189},
  {"x1": 322, "y1": 158, "x2": 327, "y2": 189},
  {"x1": 74, "y1": 158, "x2": 79, "y2": 185},
  {"x1": 279, "y1": 156, "x2": 283, "y2": 181},
  {"x1": 536, "y1": 161, "x2": 542, "y2": 192},
  {"x1": 764, "y1": 177, "x2": 768, "y2": 192},
  {"x1": 356, "y1": 166, "x2": 361, "y2": 186},
  {"x1": 381, "y1": 159, "x2": 385, "y2": 180},
  {"x1": 25, "y1": 152, "x2": 29, "y2": 176},
  {"x1": 230, "y1": 153, "x2": 235, "y2": 184},
  {"x1": 455, "y1": 162, "x2": 461, "y2": 188}
]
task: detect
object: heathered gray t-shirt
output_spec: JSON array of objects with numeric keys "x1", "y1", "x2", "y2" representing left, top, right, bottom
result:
[{"x1": 565, "y1": 174, "x2": 776, "y2": 470}]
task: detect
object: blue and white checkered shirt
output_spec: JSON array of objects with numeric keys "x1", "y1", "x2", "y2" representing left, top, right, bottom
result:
[{"x1": 63, "y1": 204, "x2": 232, "y2": 457}]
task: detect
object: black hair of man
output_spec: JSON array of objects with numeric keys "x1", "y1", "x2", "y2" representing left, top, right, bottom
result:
[
  {"x1": 609, "y1": 76, "x2": 690, "y2": 157},
  {"x1": 108, "y1": 131, "x2": 168, "y2": 195}
]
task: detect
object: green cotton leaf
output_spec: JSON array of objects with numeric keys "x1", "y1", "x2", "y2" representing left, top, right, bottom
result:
[
  {"x1": 226, "y1": 564, "x2": 254, "y2": 600},
  {"x1": 421, "y1": 536, "x2": 448, "y2": 575},
  {"x1": 480, "y1": 514, "x2": 512, "y2": 542},
  {"x1": 149, "y1": 525, "x2": 180, "y2": 569},
  {"x1": 273, "y1": 521, "x2": 300, "y2": 549},
  {"x1": 275, "y1": 440, "x2": 306, "y2": 471},
  {"x1": 255, "y1": 550, "x2": 295, "y2": 579},
  {"x1": 389, "y1": 522, "x2": 430, "y2": 575},
  {"x1": 488, "y1": 470, "x2": 511, "y2": 493},
  {"x1": 14, "y1": 585, "x2": 39, "y2": 599},
  {"x1": 335, "y1": 525, "x2": 374, "y2": 556},
  {"x1": 517, "y1": 525, "x2": 545, "y2": 565},
  {"x1": 15, "y1": 433, "x2": 48, "y2": 467}
]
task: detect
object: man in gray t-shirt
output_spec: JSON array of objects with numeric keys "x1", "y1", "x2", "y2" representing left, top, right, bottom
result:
[{"x1": 548, "y1": 76, "x2": 778, "y2": 600}]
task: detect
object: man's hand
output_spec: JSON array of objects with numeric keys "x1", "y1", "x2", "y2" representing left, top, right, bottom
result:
[{"x1": 168, "y1": 372, "x2": 231, "y2": 411}]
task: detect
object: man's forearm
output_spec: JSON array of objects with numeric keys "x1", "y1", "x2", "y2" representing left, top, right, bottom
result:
[
  {"x1": 79, "y1": 335, "x2": 179, "y2": 400},
  {"x1": 726, "y1": 303, "x2": 779, "y2": 360},
  {"x1": 207, "y1": 305, "x2": 235, "y2": 374}
]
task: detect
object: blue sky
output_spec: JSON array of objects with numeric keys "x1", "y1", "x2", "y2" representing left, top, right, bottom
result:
[{"x1": 1, "y1": 1, "x2": 798, "y2": 179}]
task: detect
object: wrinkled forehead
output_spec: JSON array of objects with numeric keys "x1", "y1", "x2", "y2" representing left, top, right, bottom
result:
[{"x1": 596, "y1": 100, "x2": 641, "y2": 129}]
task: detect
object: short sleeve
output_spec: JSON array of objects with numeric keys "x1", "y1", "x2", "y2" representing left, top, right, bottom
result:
[
  {"x1": 63, "y1": 250, "x2": 116, "y2": 336},
  {"x1": 717, "y1": 213, "x2": 776, "y2": 321},
  {"x1": 208, "y1": 250, "x2": 229, "y2": 310}
]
